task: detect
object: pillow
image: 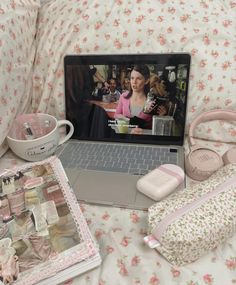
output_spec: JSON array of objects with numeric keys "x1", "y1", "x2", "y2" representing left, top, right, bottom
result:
[
  {"x1": 32, "y1": 0, "x2": 236, "y2": 142},
  {"x1": 0, "y1": 0, "x2": 40, "y2": 158}
]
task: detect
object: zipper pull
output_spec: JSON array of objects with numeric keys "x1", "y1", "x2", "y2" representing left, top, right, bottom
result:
[{"x1": 144, "y1": 234, "x2": 160, "y2": 249}]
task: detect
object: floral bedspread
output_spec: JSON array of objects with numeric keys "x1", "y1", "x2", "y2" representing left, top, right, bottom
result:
[
  {"x1": 0, "y1": 0, "x2": 236, "y2": 284},
  {"x1": 1, "y1": 140, "x2": 236, "y2": 285}
]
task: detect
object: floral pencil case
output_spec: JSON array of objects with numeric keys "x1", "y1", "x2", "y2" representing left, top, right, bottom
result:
[{"x1": 144, "y1": 163, "x2": 236, "y2": 266}]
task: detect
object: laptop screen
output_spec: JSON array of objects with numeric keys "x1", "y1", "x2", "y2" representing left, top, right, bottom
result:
[{"x1": 64, "y1": 53, "x2": 191, "y2": 145}]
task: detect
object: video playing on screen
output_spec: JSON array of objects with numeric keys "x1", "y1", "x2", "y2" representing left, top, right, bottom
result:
[{"x1": 64, "y1": 56, "x2": 190, "y2": 143}]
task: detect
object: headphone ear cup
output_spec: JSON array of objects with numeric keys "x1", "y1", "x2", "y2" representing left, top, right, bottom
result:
[
  {"x1": 222, "y1": 147, "x2": 236, "y2": 165},
  {"x1": 185, "y1": 146, "x2": 224, "y2": 181}
]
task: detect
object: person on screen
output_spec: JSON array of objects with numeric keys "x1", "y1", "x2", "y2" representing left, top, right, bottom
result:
[
  {"x1": 114, "y1": 64, "x2": 152, "y2": 134},
  {"x1": 121, "y1": 76, "x2": 131, "y2": 93},
  {"x1": 107, "y1": 78, "x2": 121, "y2": 102}
]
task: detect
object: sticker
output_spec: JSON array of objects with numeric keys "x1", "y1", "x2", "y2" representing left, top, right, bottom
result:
[
  {"x1": 46, "y1": 184, "x2": 60, "y2": 193},
  {"x1": 24, "y1": 177, "x2": 44, "y2": 189},
  {"x1": 2, "y1": 177, "x2": 15, "y2": 195}
]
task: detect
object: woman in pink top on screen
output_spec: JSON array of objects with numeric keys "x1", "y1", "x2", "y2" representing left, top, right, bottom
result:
[{"x1": 114, "y1": 64, "x2": 152, "y2": 134}]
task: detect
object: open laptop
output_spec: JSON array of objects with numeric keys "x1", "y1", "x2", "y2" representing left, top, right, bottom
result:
[{"x1": 57, "y1": 53, "x2": 191, "y2": 210}]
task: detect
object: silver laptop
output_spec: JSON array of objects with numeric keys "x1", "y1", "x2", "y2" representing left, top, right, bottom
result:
[{"x1": 57, "y1": 53, "x2": 191, "y2": 210}]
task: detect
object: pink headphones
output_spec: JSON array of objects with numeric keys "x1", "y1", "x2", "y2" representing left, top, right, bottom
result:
[{"x1": 185, "y1": 109, "x2": 236, "y2": 181}]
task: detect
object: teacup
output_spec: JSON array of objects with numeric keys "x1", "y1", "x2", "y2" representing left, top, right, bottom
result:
[
  {"x1": 116, "y1": 118, "x2": 130, "y2": 134},
  {"x1": 7, "y1": 113, "x2": 74, "y2": 161}
]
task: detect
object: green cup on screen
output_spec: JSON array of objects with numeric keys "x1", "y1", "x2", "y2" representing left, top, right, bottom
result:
[{"x1": 116, "y1": 118, "x2": 130, "y2": 134}]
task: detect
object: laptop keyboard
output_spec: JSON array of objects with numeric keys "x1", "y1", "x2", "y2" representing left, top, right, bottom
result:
[{"x1": 58, "y1": 141, "x2": 178, "y2": 175}]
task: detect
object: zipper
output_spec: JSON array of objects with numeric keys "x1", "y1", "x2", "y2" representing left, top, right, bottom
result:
[{"x1": 152, "y1": 175, "x2": 236, "y2": 242}]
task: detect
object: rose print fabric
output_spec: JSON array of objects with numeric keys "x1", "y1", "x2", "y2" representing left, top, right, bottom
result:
[
  {"x1": 32, "y1": 0, "x2": 236, "y2": 143},
  {"x1": 147, "y1": 163, "x2": 236, "y2": 266},
  {"x1": 0, "y1": 0, "x2": 236, "y2": 284},
  {"x1": 0, "y1": 0, "x2": 40, "y2": 158},
  {"x1": 1, "y1": 141, "x2": 236, "y2": 285},
  {"x1": 0, "y1": 0, "x2": 236, "y2": 160}
]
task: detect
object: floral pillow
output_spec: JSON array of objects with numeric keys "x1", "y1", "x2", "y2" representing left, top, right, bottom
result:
[
  {"x1": 32, "y1": 0, "x2": 236, "y2": 143},
  {"x1": 0, "y1": 0, "x2": 40, "y2": 158}
]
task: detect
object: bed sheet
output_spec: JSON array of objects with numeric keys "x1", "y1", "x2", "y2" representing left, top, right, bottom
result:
[
  {"x1": 1, "y1": 0, "x2": 235, "y2": 156},
  {"x1": 32, "y1": 0, "x2": 236, "y2": 143},
  {"x1": 1, "y1": 0, "x2": 236, "y2": 283},
  {"x1": 1, "y1": 139, "x2": 236, "y2": 285},
  {"x1": 0, "y1": 0, "x2": 40, "y2": 157}
]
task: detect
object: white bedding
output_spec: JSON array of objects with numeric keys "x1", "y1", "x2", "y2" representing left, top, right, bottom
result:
[
  {"x1": 0, "y1": 0, "x2": 236, "y2": 284},
  {"x1": 1, "y1": 140, "x2": 236, "y2": 285}
]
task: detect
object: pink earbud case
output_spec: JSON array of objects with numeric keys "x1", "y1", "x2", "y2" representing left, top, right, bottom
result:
[{"x1": 136, "y1": 164, "x2": 185, "y2": 201}]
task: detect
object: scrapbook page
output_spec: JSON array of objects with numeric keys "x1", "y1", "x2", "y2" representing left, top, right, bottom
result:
[{"x1": 0, "y1": 156, "x2": 101, "y2": 285}]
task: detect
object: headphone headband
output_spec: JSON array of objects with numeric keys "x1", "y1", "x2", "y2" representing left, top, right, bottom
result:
[{"x1": 189, "y1": 109, "x2": 236, "y2": 146}]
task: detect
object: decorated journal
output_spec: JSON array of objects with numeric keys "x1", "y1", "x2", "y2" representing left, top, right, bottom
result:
[{"x1": 0, "y1": 156, "x2": 101, "y2": 285}]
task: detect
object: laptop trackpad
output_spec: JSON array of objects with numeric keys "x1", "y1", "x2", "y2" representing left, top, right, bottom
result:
[{"x1": 68, "y1": 169, "x2": 139, "y2": 207}]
